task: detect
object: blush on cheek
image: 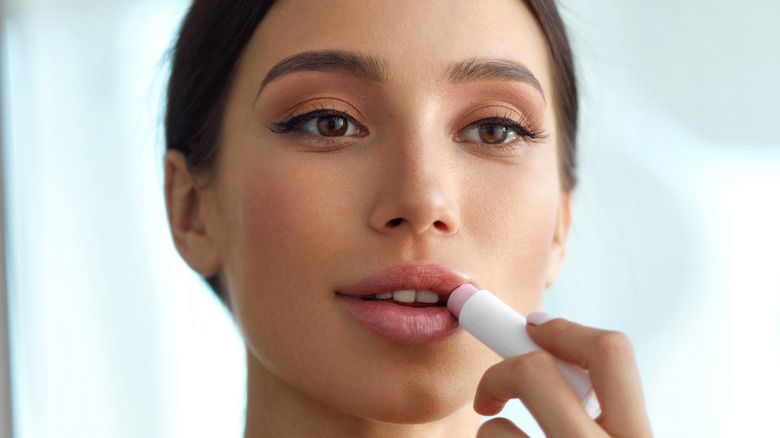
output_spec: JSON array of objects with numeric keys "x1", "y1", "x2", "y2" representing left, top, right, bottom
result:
[
  {"x1": 240, "y1": 181, "x2": 316, "y2": 269},
  {"x1": 236, "y1": 161, "x2": 347, "y2": 275},
  {"x1": 241, "y1": 184, "x2": 293, "y2": 255}
]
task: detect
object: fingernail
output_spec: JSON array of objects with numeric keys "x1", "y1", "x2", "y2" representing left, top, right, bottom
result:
[{"x1": 526, "y1": 311, "x2": 554, "y2": 326}]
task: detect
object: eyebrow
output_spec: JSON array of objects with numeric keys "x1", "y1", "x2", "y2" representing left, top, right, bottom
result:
[
  {"x1": 446, "y1": 58, "x2": 545, "y2": 99},
  {"x1": 256, "y1": 51, "x2": 544, "y2": 100},
  {"x1": 257, "y1": 50, "x2": 386, "y2": 95}
]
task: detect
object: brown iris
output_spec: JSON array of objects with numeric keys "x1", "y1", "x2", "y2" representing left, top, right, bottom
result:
[
  {"x1": 317, "y1": 116, "x2": 349, "y2": 136},
  {"x1": 478, "y1": 124, "x2": 510, "y2": 144}
]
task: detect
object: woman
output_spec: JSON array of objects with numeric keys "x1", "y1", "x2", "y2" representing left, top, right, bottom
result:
[{"x1": 163, "y1": 0, "x2": 652, "y2": 436}]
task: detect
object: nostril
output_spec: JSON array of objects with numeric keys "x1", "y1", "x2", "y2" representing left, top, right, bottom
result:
[
  {"x1": 388, "y1": 218, "x2": 404, "y2": 227},
  {"x1": 433, "y1": 220, "x2": 448, "y2": 231}
]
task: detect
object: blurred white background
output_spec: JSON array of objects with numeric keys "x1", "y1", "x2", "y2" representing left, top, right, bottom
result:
[{"x1": 1, "y1": 0, "x2": 778, "y2": 437}]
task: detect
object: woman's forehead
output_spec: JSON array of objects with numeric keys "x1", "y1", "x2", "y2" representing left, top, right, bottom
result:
[{"x1": 242, "y1": 0, "x2": 553, "y2": 94}]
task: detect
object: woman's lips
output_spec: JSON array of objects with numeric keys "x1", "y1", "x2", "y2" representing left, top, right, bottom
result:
[
  {"x1": 336, "y1": 297, "x2": 458, "y2": 344},
  {"x1": 337, "y1": 262, "x2": 468, "y2": 298},
  {"x1": 335, "y1": 262, "x2": 469, "y2": 344}
]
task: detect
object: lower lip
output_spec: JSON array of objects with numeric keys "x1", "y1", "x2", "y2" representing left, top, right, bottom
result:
[{"x1": 336, "y1": 295, "x2": 459, "y2": 344}]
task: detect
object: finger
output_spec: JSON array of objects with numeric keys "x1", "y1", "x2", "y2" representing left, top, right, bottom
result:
[
  {"x1": 477, "y1": 417, "x2": 530, "y2": 438},
  {"x1": 526, "y1": 315, "x2": 651, "y2": 436},
  {"x1": 474, "y1": 352, "x2": 605, "y2": 437}
]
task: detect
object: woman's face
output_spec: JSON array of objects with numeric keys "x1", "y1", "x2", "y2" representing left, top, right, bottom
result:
[{"x1": 200, "y1": 0, "x2": 570, "y2": 424}]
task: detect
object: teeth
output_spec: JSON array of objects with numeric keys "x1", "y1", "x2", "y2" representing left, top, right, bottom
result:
[
  {"x1": 371, "y1": 289, "x2": 440, "y2": 303},
  {"x1": 415, "y1": 290, "x2": 440, "y2": 303},
  {"x1": 392, "y1": 289, "x2": 416, "y2": 303}
]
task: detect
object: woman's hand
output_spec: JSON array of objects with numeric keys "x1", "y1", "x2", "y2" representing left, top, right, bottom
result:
[{"x1": 474, "y1": 313, "x2": 652, "y2": 437}]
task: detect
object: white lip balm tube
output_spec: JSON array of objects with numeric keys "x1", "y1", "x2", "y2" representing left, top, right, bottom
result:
[{"x1": 448, "y1": 284, "x2": 601, "y2": 418}]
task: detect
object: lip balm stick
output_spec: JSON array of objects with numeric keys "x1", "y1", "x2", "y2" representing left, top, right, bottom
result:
[{"x1": 448, "y1": 284, "x2": 601, "y2": 418}]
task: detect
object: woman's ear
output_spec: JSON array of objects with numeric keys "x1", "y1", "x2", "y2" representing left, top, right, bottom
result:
[
  {"x1": 545, "y1": 192, "x2": 572, "y2": 288},
  {"x1": 164, "y1": 150, "x2": 221, "y2": 277}
]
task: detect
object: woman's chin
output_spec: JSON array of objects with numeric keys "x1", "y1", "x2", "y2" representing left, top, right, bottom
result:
[{"x1": 328, "y1": 378, "x2": 477, "y2": 425}]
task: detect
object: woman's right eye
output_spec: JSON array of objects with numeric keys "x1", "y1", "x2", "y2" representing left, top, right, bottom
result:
[
  {"x1": 270, "y1": 110, "x2": 364, "y2": 138},
  {"x1": 300, "y1": 114, "x2": 361, "y2": 137}
]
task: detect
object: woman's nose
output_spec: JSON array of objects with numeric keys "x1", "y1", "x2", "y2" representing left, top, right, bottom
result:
[{"x1": 368, "y1": 137, "x2": 460, "y2": 237}]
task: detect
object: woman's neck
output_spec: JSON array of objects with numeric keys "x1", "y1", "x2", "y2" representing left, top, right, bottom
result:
[{"x1": 243, "y1": 352, "x2": 482, "y2": 438}]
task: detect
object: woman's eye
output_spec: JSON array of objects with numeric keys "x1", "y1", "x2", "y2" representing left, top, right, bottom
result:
[
  {"x1": 300, "y1": 115, "x2": 360, "y2": 137},
  {"x1": 270, "y1": 110, "x2": 363, "y2": 138},
  {"x1": 460, "y1": 120, "x2": 520, "y2": 145}
]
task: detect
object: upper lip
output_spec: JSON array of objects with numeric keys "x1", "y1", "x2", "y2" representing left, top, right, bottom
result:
[{"x1": 336, "y1": 262, "x2": 471, "y2": 299}]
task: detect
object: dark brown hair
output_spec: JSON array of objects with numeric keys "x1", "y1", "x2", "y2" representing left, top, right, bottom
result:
[{"x1": 165, "y1": 0, "x2": 578, "y2": 306}]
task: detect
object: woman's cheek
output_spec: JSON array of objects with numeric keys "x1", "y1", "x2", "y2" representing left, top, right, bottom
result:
[
  {"x1": 223, "y1": 159, "x2": 348, "y2": 361},
  {"x1": 237, "y1": 159, "x2": 348, "y2": 268},
  {"x1": 465, "y1": 160, "x2": 560, "y2": 311}
]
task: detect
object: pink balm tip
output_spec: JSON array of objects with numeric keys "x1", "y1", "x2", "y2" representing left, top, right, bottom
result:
[{"x1": 447, "y1": 283, "x2": 479, "y2": 319}]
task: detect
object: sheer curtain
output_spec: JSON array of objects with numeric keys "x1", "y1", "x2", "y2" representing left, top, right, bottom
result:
[{"x1": 2, "y1": 0, "x2": 779, "y2": 437}]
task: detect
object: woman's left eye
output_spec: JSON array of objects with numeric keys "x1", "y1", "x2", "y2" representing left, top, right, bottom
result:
[
  {"x1": 458, "y1": 118, "x2": 527, "y2": 145},
  {"x1": 464, "y1": 123, "x2": 518, "y2": 144}
]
